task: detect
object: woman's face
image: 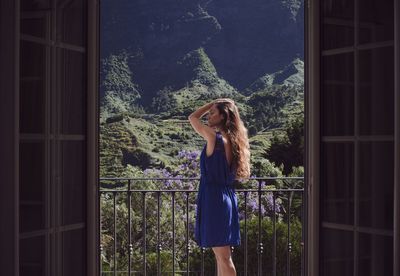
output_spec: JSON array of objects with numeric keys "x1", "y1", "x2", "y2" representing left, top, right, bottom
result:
[{"x1": 207, "y1": 104, "x2": 225, "y2": 128}]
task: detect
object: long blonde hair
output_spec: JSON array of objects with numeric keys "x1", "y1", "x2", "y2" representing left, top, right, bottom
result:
[{"x1": 215, "y1": 101, "x2": 251, "y2": 179}]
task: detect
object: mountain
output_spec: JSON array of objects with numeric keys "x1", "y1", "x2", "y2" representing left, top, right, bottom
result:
[
  {"x1": 100, "y1": 0, "x2": 304, "y2": 106},
  {"x1": 99, "y1": 0, "x2": 305, "y2": 175},
  {"x1": 245, "y1": 58, "x2": 304, "y2": 95}
]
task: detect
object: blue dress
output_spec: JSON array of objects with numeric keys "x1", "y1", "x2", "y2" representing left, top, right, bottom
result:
[{"x1": 194, "y1": 131, "x2": 241, "y2": 248}]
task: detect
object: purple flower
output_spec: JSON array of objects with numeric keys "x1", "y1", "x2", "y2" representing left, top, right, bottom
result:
[
  {"x1": 265, "y1": 192, "x2": 281, "y2": 213},
  {"x1": 248, "y1": 198, "x2": 257, "y2": 211},
  {"x1": 246, "y1": 196, "x2": 267, "y2": 216},
  {"x1": 239, "y1": 211, "x2": 245, "y2": 221}
]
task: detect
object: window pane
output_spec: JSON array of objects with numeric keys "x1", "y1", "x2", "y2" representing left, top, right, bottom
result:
[
  {"x1": 359, "y1": 142, "x2": 393, "y2": 230},
  {"x1": 359, "y1": 47, "x2": 394, "y2": 135},
  {"x1": 20, "y1": 205, "x2": 46, "y2": 234},
  {"x1": 62, "y1": 228, "x2": 86, "y2": 276},
  {"x1": 21, "y1": 0, "x2": 50, "y2": 11},
  {"x1": 20, "y1": 142, "x2": 45, "y2": 202},
  {"x1": 321, "y1": 143, "x2": 354, "y2": 225},
  {"x1": 20, "y1": 41, "x2": 46, "y2": 134},
  {"x1": 19, "y1": 142, "x2": 45, "y2": 233},
  {"x1": 62, "y1": 141, "x2": 86, "y2": 225},
  {"x1": 359, "y1": 233, "x2": 393, "y2": 276},
  {"x1": 322, "y1": 53, "x2": 354, "y2": 83},
  {"x1": 322, "y1": 84, "x2": 354, "y2": 136},
  {"x1": 321, "y1": 53, "x2": 354, "y2": 136},
  {"x1": 20, "y1": 236, "x2": 45, "y2": 276},
  {"x1": 57, "y1": 49, "x2": 86, "y2": 135},
  {"x1": 359, "y1": 0, "x2": 394, "y2": 44},
  {"x1": 321, "y1": 228, "x2": 354, "y2": 276},
  {"x1": 322, "y1": 0, "x2": 354, "y2": 50},
  {"x1": 56, "y1": 0, "x2": 86, "y2": 46},
  {"x1": 21, "y1": 16, "x2": 48, "y2": 38}
]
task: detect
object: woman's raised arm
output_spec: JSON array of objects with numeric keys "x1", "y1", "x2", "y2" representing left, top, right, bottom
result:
[{"x1": 188, "y1": 101, "x2": 215, "y2": 141}]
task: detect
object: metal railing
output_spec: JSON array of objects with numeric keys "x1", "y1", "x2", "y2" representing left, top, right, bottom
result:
[{"x1": 99, "y1": 177, "x2": 305, "y2": 276}]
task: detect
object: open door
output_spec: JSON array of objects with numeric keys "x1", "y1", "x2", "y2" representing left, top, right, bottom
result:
[
  {"x1": 0, "y1": 0, "x2": 99, "y2": 275},
  {"x1": 307, "y1": 0, "x2": 400, "y2": 275}
]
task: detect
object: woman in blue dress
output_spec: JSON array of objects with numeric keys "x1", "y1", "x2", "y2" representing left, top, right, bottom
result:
[{"x1": 188, "y1": 98, "x2": 250, "y2": 276}]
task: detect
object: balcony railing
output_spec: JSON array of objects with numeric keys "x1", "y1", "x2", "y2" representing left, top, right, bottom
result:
[{"x1": 99, "y1": 177, "x2": 305, "y2": 276}]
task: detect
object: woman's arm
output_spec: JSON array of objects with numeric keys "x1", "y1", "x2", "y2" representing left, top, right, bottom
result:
[{"x1": 188, "y1": 101, "x2": 215, "y2": 141}]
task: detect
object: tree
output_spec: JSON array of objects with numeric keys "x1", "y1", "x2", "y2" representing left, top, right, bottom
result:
[{"x1": 264, "y1": 115, "x2": 304, "y2": 175}]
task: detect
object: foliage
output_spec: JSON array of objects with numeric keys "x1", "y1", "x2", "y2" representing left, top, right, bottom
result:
[
  {"x1": 151, "y1": 86, "x2": 179, "y2": 113},
  {"x1": 264, "y1": 115, "x2": 304, "y2": 175},
  {"x1": 100, "y1": 150, "x2": 304, "y2": 274},
  {"x1": 233, "y1": 217, "x2": 303, "y2": 276},
  {"x1": 122, "y1": 148, "x2": 153, "y2": 170},
  {"x1": 100, "y1": 50, "x2": 144, "y2": 117},
  {"x1": 251, "y1": 159, "x2": 283, "y2": 180},
  {"x1": 177, "y1": 48, "x2": 218, "y2": 86},
  {"x1": 246, "y1": 85, "x2": 302, "y2": 132}
]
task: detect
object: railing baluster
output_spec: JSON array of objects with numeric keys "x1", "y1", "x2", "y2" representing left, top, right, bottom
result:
[
  {"x1": 301, "y1": 191, "x2": 305, "y2": 276},
  {"x1": 98, "y1": 177, "x2": 304, "y2": 275},
  {"x1": 201, "y1": 247, "x2": 205, "y2": 276},
  {"x1": 273, "y1": 192, "x2": 277, "y2": 276},
  {"x1": 287, "y1": 191, "x2": 292, "y2": 276},
  {"x1": 128, "y1": 180, "x2": 132, "y2": 276},
  {"x1": 113, "y1": 191, "x2": 117, "y2": 276},
  {"x1": 257, "y1": 181, "x2": 263, "y2": 276},
  {"x1": 172, "y1": 191, "x2": 176, "y2": 275},
  {"x1": 99, "y1": 192, "x2": 103, "y2": 276},
  {"x1": 186, "y1": 191, "x2": 190, "y2": 275},
  {"x1": 244, "y1": 191, "x2": 248, "y2": 276},
  {"x1": 142, "y1": 192, "x2": 147, "y2": 276},
  {"x1": 157, "y1": 191, "x2": 161, "y2": 276}
]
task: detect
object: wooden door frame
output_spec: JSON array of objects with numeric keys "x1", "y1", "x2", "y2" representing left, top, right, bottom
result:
[
  {"x1": 307, "y1": 0, "x2": 400, "y2": 276},
  {"x1": 305, "y1": 0, "x2": 320, "y2": 275},
  {"x1": 0, "y1": 0, "x2": 19, "y2": 275},
  {"x1": 87, "y1": 0, "x2": 100, "y2": 275},
  {"x1": 394, "y1": 0, "x2": 400, "y2": 275},
  {"x1": 0, "y1": 0, "x2": 100, "y2": 274}
]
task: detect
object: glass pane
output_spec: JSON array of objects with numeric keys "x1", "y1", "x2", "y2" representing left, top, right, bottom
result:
[
  {"x1": 20, "y1": 79, "x2": 46, "y2": 134},
  {"x1": 359, "y1": 47, "x2": 394, "y2": 135},
  {"x1": 20, "y1": 236, "x2": 45, "y2": 276},
  {"x1": 62, "y1": 228, "x2": 85, "y2": 276},
  {"x1": 21, "y1": 0, "x2": 50, "y2": 11},
  {"x1": 20, "y1": 205, "x2": 46, "y2": 233},
  {"x1": 19, "y1": 142, "x2": 45, "y2": 233},
  {"x1": 57, "y1": 49, "x2": 86, "y2": 135},
  {"x1": 20, "y1": 40, "x2": 46, "y2": 79},
  {"x1": 359, "y1": 0, "x2": 394, "y2": 44},
  {"x1": 322, "y1": 84, "x2": 354, "y2": 136},
  {"x1": 359, "y1": 142, "x2": 393, "y2": 230},
  {"x1": 322, "y1": 53, "x2": 354, "y2": 83},
  {"x1": 321, "y1": 228, "x2": 354, "y2": 276},
  {"x1": 20, "y1": 142, "x2": 45, "y2": 202},
  {"x1": 321, "y1": 143, "x2": 354, "y2": 225},
  {"x1": 21, "y1": 16, "x2": 48, "y2": 38},
  {"x1": 321, "y1": 53, "x2": 354, "y2": 136},
  {"x1": 20, "y1": 41, "x2": 47, "y2": 134},
  {"x1": 56, "y1": 0, "x2": 86, "y2": 46},
  {"x1": 359, "y1": 233, "x2": 393, "y2": 276},
  {"x1": 322, "y1": 0, "x2": 354, "y2": 50},
  {"x1": 62, "y1": 141, "x2": 86, "y2": 225}
]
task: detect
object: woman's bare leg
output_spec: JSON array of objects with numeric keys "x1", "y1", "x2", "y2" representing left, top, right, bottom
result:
[
  {"x1": 215, "y1": 255, "x2": 222, "y2": 276},
  {"x1": 212, "y1": 246, "x2": 236, "y2": 276}
]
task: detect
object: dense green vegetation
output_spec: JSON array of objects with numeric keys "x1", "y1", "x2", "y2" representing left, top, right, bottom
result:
[{"x1": 99, "y1": 50, "x2": 304, "y2": 177}]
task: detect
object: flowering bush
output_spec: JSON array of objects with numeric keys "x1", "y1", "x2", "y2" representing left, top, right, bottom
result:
[{"x1": 100, "y1": 149, "x2": 303, "y2": 274}]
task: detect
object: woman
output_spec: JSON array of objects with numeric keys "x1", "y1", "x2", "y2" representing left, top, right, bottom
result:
[{"x1": 188, "y1": 98, "x2": 250, "y2": 276}]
